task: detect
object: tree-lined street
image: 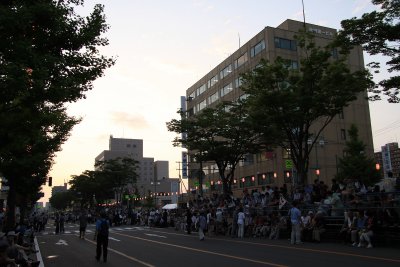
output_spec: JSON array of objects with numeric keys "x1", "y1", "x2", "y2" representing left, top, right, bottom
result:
[{"x1": 35, "y1": 223, "x2": 400, "y2": 267}]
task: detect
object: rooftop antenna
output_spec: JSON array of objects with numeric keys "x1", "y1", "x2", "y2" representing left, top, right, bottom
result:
[
  {"x1": 238, "y1": 32, "x2": 241, "y2": 48},
  {"x1": 301, "y1": 0, "x2": 306, "y2": 30}
]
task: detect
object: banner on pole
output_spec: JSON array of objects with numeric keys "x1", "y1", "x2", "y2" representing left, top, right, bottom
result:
[{"x1": 182, "y1": 152, "x2": 188, "y2": 178}]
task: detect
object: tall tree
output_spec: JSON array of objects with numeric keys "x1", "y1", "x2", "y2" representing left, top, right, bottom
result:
[
  {"x1": 167, "y1": 101, "x2": 270, "y2": 197},
  {"x1": 335, "y1": 124, "x2": 380, "y2": 186},
  {"x1": 0, "y1": 0, "x2": 115, "y2": 229},
  {"x1": 339, "y1": 0, "x2": 400, "y2": 102},
  {"x1": 242, "y1": 33, "x2": 373, "y2": 186},
  {"x1": 95, "y1": 157, "x2": 139, "y2": 204},
  {"x1": 1, "y1": 107, "x2": 76, "y2": 229},
  {"x1": 69, "y1": 171, "x2": 102, "y2": 208},
  {"x1": 49, "y1": 191, "x2": 76, "y2": 211}
]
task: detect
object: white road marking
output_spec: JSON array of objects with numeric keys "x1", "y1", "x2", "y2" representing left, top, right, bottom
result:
[
  {"x1": 144, "y1": 233, "x2": 167, "y2": 238},
  {"x1": 108, "y1": 237, "x2": 121, "y2": 242},
  {"x1": 55, "y1": 239, "x2": 68, "y2": 246}
]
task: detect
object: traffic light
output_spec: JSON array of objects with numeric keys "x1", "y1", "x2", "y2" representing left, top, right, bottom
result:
[{"x1": 48, "y1": 177, "x2": 52, "y2": 187}]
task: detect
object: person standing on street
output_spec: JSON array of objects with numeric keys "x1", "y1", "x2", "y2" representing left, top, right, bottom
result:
[
  {"x1": 198, "y1": 211, "x2": 207, "y2": 241},
  {"x1": 95, "y1": 211, "x2": 109, "y2": 263},
  {"x1": 54, "y1": 212, "x2": 60, "y2": 234},
  {"x1": 79, "y1": 210, "x2": 88, "y2": 239},
  {"x1": 237, "y1": 207, "x2": 245, "y2": 238},
  {"x1": 289, "y1": 201, "x2": 302, "y2": 245},
  {"x1": 186, "y1": 208, "x2": 192, "y2": 234},
  {"x1": 59, "y1": 213, "x2": 65, "y2": 233}
]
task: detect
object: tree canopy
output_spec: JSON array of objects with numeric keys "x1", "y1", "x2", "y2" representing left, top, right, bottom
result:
[
  {"x1": 0, "y1": 0, "x2": 114, "y2": 229},
  {"x1": 242, "y1": 33, "x2": 373, "y2": 185},
  {"x1": 335, "y1": 125, "x2": 380, "y2": 186},
  {"x1": 339, "y1": 0, "x2": 400, "y2": 102},
  {"x1": 167, "y1": 101, "x2": 269, "y2": 196},
  {"x1": 95, "y1": 157, "x2": 139, "y2": 204}
]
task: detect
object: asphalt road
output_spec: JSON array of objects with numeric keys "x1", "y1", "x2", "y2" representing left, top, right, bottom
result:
[{"x1": 34, "y1": 223, "x2": 400, "y2": 267}]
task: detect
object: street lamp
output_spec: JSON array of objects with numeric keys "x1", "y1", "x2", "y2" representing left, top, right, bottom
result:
[
  {"x1": 151, "y1": 180, "x2": 160, "y2": 207},
  {"x1": 307, "y1": 136, "x2": 325, "y2": 180}
]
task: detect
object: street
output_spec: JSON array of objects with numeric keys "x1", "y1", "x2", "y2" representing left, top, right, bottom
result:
[{"x1": 34, "y1": 223, "x2": 400, "y2": 267}]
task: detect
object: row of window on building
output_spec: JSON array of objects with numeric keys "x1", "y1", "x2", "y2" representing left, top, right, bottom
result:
[{"x1": 189, "y1": 37, "x2": 301, "y2": 114}]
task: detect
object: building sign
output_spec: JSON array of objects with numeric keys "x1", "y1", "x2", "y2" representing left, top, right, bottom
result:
[
  {"x1": 308, "y1": 27, "x2": 334, "y2": 37},
  {"x1": 285, "y1": 159, "x2": 293, "y2": 169},
  {"x1": 182, "y1": 152, "x2": 188, "y2": 178}
]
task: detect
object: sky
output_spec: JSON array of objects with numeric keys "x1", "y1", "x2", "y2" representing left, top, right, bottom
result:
[{"x1": 41, "y1": 0, "x2": 400, "y2": 202}]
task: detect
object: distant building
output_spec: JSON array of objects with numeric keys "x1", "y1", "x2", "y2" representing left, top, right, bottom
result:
[
  {"x1": 95, "y1": 136, "x2": 179, "y2": 205},
  {"x1": 375, "y1": 142, "x2": 400, "y2": 179},
  {"x1": 51, "y1": 183, "x2": 68, "y2": 198},
  {"x1": 154, "y1": 161, "x2": 169, "y2": 180}
]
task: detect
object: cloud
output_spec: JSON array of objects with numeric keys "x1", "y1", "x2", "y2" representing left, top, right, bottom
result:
[
  {"x1": 144, "y1": 56, "x2": 194, "y2": 76},
  {"x1": 110, "y1": 112, "x2": 150, "y2": 130},
  {"x1": 201, "y1": 30, "x2": 238, "y2": 60}
]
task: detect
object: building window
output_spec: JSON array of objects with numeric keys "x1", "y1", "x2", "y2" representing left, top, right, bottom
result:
[
  {"x1": 258, "y1": 172, "x2": 274, "y2": 185},
  {"x1": 220, "y1": 83, "x2": 233, "y2": 97},
  {"x1": 189, "y1": 91, "x2": 196, "y2": 100},
  {"x1": 209, "y1": 92, "x2": 219, "y2": 104},
  {"x1": 127, "y1": 144, "x2": 131, "y2": 148},
  {"x1": 331, "y1": 48, "x2": 338, "y2": 59},
  {"x1": 207, "y1": 74, "x2": 218, "y2": 88},
  {"x1": 274, "y1": 37, "x2": 297, "y2": 51},
  {"x1": 198, "y1": 99, "x2": 207, "y2": 111},
  {"x1": 239, "y1": 176, "x2": 256, "y2": 188},
  {"x1": 341, "y1": 129, "x2": 347, "y2": 140},
  {"x1": 286, "y1": 60, "x2": 298, "y2": 70},
  {"x1": 196, "y1": 84, "x2": 206, "y2": 96},
  {"x1": 281, "y1": 59, "x2": 299, "y2": 70},
  {"x1": 220, "y1": 65, "x2": 232, "y2": 79},
  {"x1": 251, "y1": 40, "x2": 266, "y2": 57},
  {"x1": 239, "y1": 94, "x2": 249, "y2": 101},
  {"x1": 234, "y1": 52, "x2": 248, "y2": 69},
  {"x1": 338, "y1": 109, "x2": 344, "y2": 119},
  {"x1": 235, "y1": 77, "x2": 243, "y2": 88}
]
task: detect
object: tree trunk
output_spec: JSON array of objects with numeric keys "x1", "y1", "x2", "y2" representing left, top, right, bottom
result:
[
  {"x1": 198, "y1": 161, "x2": 203, "y2": 197},
  {"x1": 295, "y1": 156, "x2": 309, "y2": 186},
  {"x1": 19, "y1": 199, "x2": 27, "y2": 225},
  {"x1": 5, "y1": 178, "x2": 16, "y2": 232}
]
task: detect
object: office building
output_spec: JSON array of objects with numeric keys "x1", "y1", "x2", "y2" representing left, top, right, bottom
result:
[{"x1": 184, "y1": 19, "x2": 374, "y2": 194}]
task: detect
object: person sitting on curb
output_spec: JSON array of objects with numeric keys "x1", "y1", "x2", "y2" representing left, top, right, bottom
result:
[{"x1": 5, "y1": 231, "x2": 40, "y2": 267}]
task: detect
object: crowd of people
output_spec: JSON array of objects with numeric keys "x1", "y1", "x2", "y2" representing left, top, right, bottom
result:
[{"x1": 1, "y1": 178, "x2": 397, "y2": 266}]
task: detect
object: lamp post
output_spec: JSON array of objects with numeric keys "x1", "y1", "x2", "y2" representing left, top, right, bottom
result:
[
  {"x1": 307, "y1": 137, "x2": 325, "y2": 181},
  {"x1": 151, "y1": 180, "x2": 160, "y2": 207}
]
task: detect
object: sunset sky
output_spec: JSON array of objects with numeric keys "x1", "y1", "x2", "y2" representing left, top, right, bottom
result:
[{"x1": 42, "y1": 0, "x2": 400, "y2": 202}]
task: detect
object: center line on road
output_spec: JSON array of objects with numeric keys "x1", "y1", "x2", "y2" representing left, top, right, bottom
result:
[
  {"x1": 114, "y1": 232, "x2": 287, "y2": 267},
  {"x1": 82, "y1": 235, "x2": 154, "y2": 267}
]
